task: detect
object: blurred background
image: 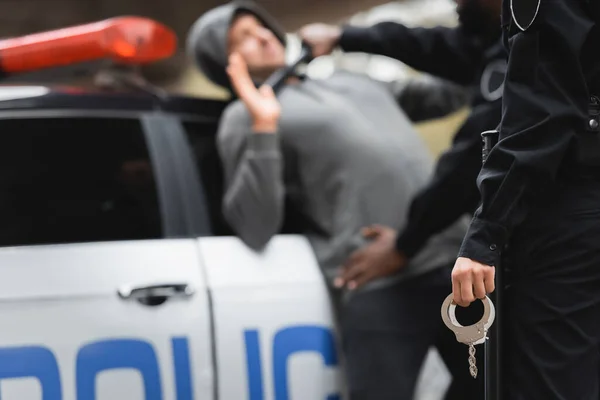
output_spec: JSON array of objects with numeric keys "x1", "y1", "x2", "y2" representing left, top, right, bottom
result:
[
  {"x1": 0, "y1": 1, "x2": 472, "y2": 398},
  {"x1": 1, "y1": 0, "x2": 467, "y2": 158}
]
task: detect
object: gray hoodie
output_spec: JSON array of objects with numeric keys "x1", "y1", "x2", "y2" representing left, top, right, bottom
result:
[{"x1": 187, "y1": 1, "x2": 471, "y2": 293}]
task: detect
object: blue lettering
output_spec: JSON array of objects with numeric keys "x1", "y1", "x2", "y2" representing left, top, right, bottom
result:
[
  {"x1": 0, "y1": 336, "x2": 194, "y2": 400},
  {"x1": 272, "y1": 326, "x2": 338, "y2": 400},
  {"x1": 0, "y1": 345, "x2": 61, "y2": 400},
  {"x1": 76, "y1": 339, "x2": 162, "y2": 400},
  {"x1": 0, "y1": 325, "x2": 339, "y2": 400},
  {"x1": 244, "y1": 329, "x2": 264, "y2": 400},
  {"x1": 245, "y1": 325, "x2": 339, "y2": 400},
  {"x1": 172, "y1": 337, "x2": 193, "y2": 400}
]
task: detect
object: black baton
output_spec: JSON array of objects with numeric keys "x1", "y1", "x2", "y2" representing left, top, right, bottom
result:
[
  {"x1": 481, "y1": 129, "x2": 501, "y2": 400},
  {"x1": 264, "y1": 42, "x2": 313, "y2": 93}
]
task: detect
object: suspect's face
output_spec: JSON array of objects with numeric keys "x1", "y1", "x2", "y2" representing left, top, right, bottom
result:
[{"x1": 228, "y1": 13, "x2": 286, "y2": 80}]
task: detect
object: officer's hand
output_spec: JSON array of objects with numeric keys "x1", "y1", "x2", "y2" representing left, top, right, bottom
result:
[
  {"x1": 227, "y1": 52, "x2": 280, "y2": 133},
  {"x1": 451, "y1": 257, "x2": 495, "y2": 307},
  {"x1": 335, "y1": 225, "x2": 407, "y2": 290},
  {"x1": 298, "y1": 24, "x2": 342, "y2": 58}
]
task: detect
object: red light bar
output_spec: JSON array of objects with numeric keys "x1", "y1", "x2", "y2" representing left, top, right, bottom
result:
[{"x1": 0, "y1": 17, "x2": 177, "y2": 74}]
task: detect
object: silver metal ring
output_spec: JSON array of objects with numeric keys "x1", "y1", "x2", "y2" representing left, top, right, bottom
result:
[{"x1": 440, "y1": 293, "x2": 495, "y2": 345}]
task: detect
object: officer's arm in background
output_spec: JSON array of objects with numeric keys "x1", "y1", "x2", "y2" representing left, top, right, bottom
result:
[
  {"x1": 339, "y1": 24, "x2": 483, "y2": 85},
  {"x1": 216, "y1": 104, "x2": 285, "y2": 251},
  {"x1": 390, "y1": 76, "x2": 471, "y2": 123},
  {"x1": 396, "y1": 100, "x2": 502, "y2": 259},
  {"x1": 458, "y1": 0, "x2": 594, "y2": 266}
]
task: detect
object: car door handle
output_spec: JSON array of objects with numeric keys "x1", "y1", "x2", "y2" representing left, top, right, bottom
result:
[{"x1": 118, "y1": 283, "x2": 195, "y2": 303}]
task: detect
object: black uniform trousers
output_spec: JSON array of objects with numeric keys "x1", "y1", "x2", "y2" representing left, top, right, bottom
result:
[
  {"x1": 341, "y1": 265, "x2": 484, "y2": 400},
  {"x1": 501, "y1": 170, "x2": 600, "y2": 400}
]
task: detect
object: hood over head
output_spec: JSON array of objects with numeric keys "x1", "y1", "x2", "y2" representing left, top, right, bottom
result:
[{"x1": 186, "y1": 0, "x2": 287, "y2": 90}]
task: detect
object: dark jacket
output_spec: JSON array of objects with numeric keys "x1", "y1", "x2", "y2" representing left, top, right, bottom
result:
[
  {"x1": 339, "y1": 23, "x2": 507, "y2": 258},
  {"x1": 459, "y1": 0, "x2": 600, "y2": 266}
]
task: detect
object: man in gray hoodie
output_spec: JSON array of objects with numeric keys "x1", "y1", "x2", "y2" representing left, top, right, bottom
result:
[{"x1": 187, "y1": 2, "x2": 478, "y2": 399}]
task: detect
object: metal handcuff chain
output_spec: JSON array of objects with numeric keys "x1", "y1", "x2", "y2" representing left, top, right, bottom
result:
[{"x1": 441, "y1": 294, "x2": 496, "y2": 378}]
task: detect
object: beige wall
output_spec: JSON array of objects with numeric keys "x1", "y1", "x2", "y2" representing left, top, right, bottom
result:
[
  {"x1": 416, "y1": 108, "x2": 469, "y2": 158},
  {"x1": 165, "y1": 59, "x2": 230, "y2": 100}
]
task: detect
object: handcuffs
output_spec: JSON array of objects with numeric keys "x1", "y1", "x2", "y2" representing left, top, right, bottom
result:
[{"x1": 440, "y1": 293, "x2": 496, "y2": 346}]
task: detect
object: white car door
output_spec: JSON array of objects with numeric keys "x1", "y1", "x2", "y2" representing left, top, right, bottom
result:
[
  {"x1": 180, "y1": 121, "x2": 344, "y2": 400},
  {"x1": 199, "y1": 236, "x2": 343, "y2": 400},
  {"x1": 0, "y1": 114, "x2": 214, "y2": 400}
]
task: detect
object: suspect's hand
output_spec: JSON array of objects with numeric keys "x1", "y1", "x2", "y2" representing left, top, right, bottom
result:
[
  {"x1": 335, "y1": 225, "x2": 407, "y2": 290},
  {"x1": 451, "y1": 257, "x2": 495, "y2": 307},
  {"x1": 227, "y1": 52, "x2": 281, "y2": 132},
  {"x1": 298, "y1": 24, "x2": 342, "y2": 58}
]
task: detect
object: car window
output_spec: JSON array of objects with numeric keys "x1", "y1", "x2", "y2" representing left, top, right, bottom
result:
[
  {"x1": 183, "y1": 121, "x2": 308, "y2": 237},
  {"x1": 182, "y1": 121, "x2": 233, "y2": 236},
  {"x1": 0, "y1": 117, "x2": 162, "y2": 247}
]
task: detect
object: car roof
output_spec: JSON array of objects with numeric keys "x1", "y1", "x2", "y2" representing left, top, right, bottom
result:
[{"x1": 0, "y1": 84, "x2": 229, "y2": 123}]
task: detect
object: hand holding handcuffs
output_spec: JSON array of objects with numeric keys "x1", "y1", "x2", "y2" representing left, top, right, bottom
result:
[{"x1": 440, "y1": 294, "x2": 496, "y2": 379}]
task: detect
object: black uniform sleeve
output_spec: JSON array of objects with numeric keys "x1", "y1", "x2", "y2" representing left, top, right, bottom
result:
[
  {"x1": 458, "y1": 0, "x2": 594, "y2": 267},
  {"x1": 396, "y1": 100, "x2": 502, "y2": 258},
  {"x1": 390, "y1": 77, "x2": 470, "y2": 123},
  {"x1": 339, "y1": 23, "x2": 483, "y2": 85}
]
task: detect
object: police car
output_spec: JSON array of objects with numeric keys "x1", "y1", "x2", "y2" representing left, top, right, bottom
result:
[{"x1": 0, "y1": 16, "x2": 341, "y2": 400}]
